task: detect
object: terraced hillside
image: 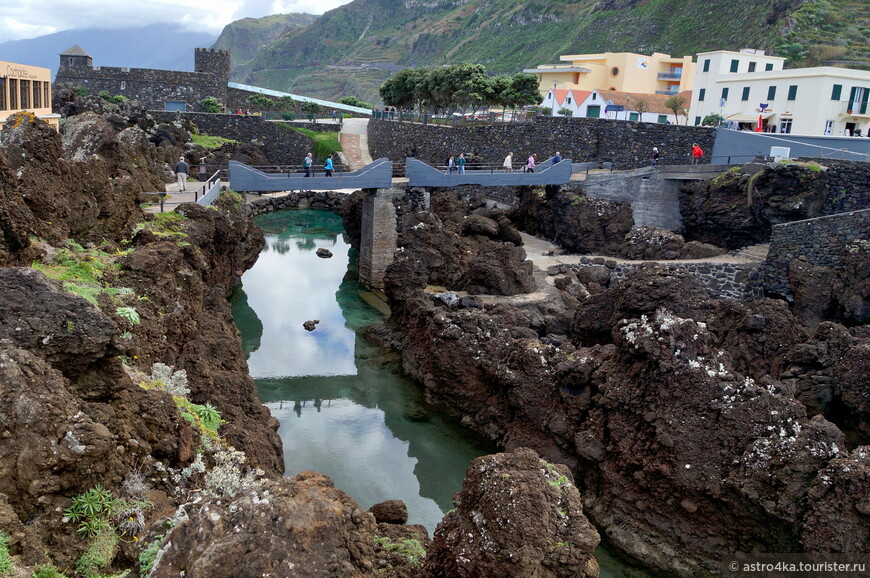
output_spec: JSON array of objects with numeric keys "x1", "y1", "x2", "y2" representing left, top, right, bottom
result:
[{"x1": 215, "y1": 0, "x2": 866, "y2": 103}]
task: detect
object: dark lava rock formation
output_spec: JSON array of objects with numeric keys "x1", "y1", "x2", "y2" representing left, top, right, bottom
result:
[
  {"x1": 424, "y1": 448, "x2": 600, "y2": 578},
  {"x1": 378, "y1": 191, "x2": 870, "y2": 575}
]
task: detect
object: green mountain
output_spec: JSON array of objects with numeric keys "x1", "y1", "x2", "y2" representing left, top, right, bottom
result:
[
  {"x1": 220, "y1": 0, "x2": 868, "y2": 104},
  {"x1": 212, "y1": 13, "x2": 319, "y2": 79}
]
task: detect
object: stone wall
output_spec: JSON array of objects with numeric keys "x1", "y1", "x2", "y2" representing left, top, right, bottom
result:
[
  {"x1": 798, "y1": 158, "x2": 870, "y2": 213},
  {"x1": 150, "y1": 111, "x2": 314, "y2": 165},
  {"x1": 246, "y1": 191, "x2": 349, "y2": 216},
  {"x1": 762, "y1": 208, "x2": 870, "y2": 299},
  {"x1": 556, "y1": 259, "x2": 764, "y2": 302},
  {"x1": 55, "y1": 49, "x2": 229, "y2": 112},
  {"x1": 368, "y1": 117, "x2": 716, "y2": 170}
]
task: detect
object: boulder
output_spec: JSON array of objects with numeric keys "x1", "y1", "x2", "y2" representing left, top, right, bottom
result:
[
  {"x1": 150, "y1": 473, "x2": 378, "y2": 578},
  {"x1": 423, "y1": 447, "x2": 599, "y2": 578}
]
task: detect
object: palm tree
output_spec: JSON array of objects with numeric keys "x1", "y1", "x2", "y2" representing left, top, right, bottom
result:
[{"x1": 664, "y1": 94, "x2": 688, "y2": 124}]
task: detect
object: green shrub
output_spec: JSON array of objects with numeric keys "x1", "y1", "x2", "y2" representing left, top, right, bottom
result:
[
  {"x1": 115, "y1": 307, "x2": 141, "y2": 326},
  {"x1": 98, "y1": 90, "x2": 127, "y2": 104},
  {"x1": 31, "y1": 564, "x2": 69, "y2": 578},
  {"x1": 137, "y1": 536, "x2": 164, "y2": 577},
  {"x1": 74, "y1": 86, "x2": 89, "y2": 97},
  {"x1": 0, "y1": 532, "x2": 13, "y2": 574},
  {"x1": 199, "y1": 97, "x2": 223, "y2": 113},
  {"x1": 281, "y1": 112, "x2": 296, "y2": 121},
  {"x1": 248, "y1": 94, "x2": 274, "y2": 109},
  {"x1": 190, "y1": 133, "x2": 235, "y2": 149}
]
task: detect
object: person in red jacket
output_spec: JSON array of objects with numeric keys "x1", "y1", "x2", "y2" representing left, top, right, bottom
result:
[{"x1": 691, "y1": 143, "x2": 704, "y2": 165}]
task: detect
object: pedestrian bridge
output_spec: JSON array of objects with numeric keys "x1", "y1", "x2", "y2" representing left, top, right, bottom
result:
[
  {"x1": 405, "y1": 157, "x2": 573, "y2": 187},
  {"x1": 228, "y1": 158, "x2": 393, "y2": 192}
]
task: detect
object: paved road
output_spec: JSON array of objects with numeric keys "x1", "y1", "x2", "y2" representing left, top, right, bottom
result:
[{"x1": 339, "y1": 118, "x2": 373, "y2": 170}]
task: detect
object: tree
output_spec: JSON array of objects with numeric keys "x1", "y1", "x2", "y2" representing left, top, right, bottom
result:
[
  {"x1": 248, "y1": 94, "x2": 274, "y2": 109},
  {"x1": 200, "y1": 97, "x2": 223, "y2": 113},
  {"x1": 338, "y1": 96, "x2": 372, "y2": 109},
  {"x1": 275, "y1": 96, "x2": 296, "y2": 111},
  {"x1": 380, "y1": 67, "x2": 428, "y2": 111},
  {"x1": 701, "y1": 113, "x2": 724, "y2": 126},
  {"x1": 300, "y1": 101, "x2": 324, "y2": 115},
  {"x1": 633, "y1": 98, "x2": 649, "y2": 116},
  {"x1": 557, "y1": 107, "x2": 573, "y2": 117},
  {"x1": 664, "y1": 94, "x2": 688, "y2": 124}
]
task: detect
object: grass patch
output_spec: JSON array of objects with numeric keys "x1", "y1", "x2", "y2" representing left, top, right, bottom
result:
[
  {"x1": 374, "y1": 536, "x2": 426, "y2": 566},
  {"x1": 132, "y1": 212, "x2": 190, "y2": 245},
  {"x1": 190, "y1": 133, "x2": 236, "y2": 149},
  {"x1": 282, "y1": 125, "x2": 342, "y2": 160},
  {"x1": 76, "y1": 529, "x2": 118, "y2": 578},
  {"x1": 31, "y1": 243, "x2": 126, "y2": 306}
]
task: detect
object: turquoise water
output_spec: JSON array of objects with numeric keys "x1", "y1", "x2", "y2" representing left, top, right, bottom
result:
[
  {"x1": 229, "y1": 210, "x2": 495, "y2": 534},
  {"x1": 230, "y1": 209, "x2": 652, "y2": 576}
]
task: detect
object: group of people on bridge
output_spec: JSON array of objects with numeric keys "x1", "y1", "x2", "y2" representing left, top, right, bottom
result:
[{"x1": 445, "y1": 151, "x2": 563, "y2": 174}]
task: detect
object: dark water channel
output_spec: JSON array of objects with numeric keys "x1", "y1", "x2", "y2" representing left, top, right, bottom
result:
[{"x1": 230, "y1": 209, "x2": 650, "y2": 577}]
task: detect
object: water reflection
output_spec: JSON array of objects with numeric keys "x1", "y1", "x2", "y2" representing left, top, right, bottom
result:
[{"x1": 230, "y1": 209, "x2": 494, "y2": 534}]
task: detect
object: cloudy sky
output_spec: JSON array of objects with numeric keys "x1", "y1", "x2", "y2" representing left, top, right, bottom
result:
[{"x1": 2, "y1": 0, "x2": 354, "y2": 41}]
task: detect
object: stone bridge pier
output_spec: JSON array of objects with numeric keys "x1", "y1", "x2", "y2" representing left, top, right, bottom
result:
[{"x1": 358, "y1": 188, "x2": 399, "y2": 290}]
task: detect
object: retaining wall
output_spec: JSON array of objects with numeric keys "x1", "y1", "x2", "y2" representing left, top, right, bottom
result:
[
  {"x1": 151, "y1": 111, "x2": 314, "y2": 165},
  {"x1": 368, "y1": 117, "x2": 716, "y2": 171},
  {"x1": 762, "y1": 208, "x2": 870, "y2": 298},
  {"x1": 555, "y1": 259, "x2": 764, "y2": 302}
]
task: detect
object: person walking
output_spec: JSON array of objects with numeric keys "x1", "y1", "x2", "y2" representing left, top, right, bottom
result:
[
  {"x1": 174, "y1": 156, "x2": 189, "y2": 191},
  {"x1": 526, "y1": 153, "x2": 537, "y2": 173},
  {"x1": 651, "y1": 147, "x2": 660, "y2": 167},
  {"x1": 552, "y1": 151, "x2": 562, "y2": 164},
  {"x1": 303, "y1": 152, "x2": 313, "y2": 177},
  {"x1": 324, "y1": 154, "x2": 334, "y2": 177},
  {"x1": 457, "y1": 153, "x2": 467, "y2": 174},
  {"x1": 447, "y1": 155, "x2": 456, "y2": 173},
  {"x1": 503, "y1": 152, "x2": 513, "y2": 172},
  {"x1": 691, "y1": 143, "x2": 704, "y2": 165}
]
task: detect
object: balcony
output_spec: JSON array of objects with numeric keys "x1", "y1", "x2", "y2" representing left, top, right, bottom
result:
[
  {"x1": 657, "y1": 72, "x2": 683, "y2": 81},
  {"x1": 655, "y1": 89, "x2": 679, "y2": 96},
  {"x1": 842, "y1": 101, "x2": 869, "y2": 116}
]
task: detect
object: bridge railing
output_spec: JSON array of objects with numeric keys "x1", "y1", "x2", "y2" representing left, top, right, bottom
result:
[{"x1": 138, "y1": 170, "x2": 223, "y2": 213}]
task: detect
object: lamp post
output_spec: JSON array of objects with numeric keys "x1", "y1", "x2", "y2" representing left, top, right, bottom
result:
[
  {"x1": 552, "y1": 80, "x2": 558, "y2": 116},
  {"x1": 626, "y1": 95, "x2": 631, "y2": 121}
]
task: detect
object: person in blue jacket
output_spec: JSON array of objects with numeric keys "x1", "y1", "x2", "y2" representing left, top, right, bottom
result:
[{"x1": 324, "y1": 154, "x2": 334, "y2": 177}]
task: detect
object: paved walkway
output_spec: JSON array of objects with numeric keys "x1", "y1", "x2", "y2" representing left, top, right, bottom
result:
[{"x1": 339, "y1": 118, "x2": 373, "y2": 170}]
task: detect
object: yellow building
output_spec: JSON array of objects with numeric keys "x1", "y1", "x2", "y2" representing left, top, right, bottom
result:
[
  {"x1": 0, "y1": 60, "x2": 59, "y2": 131},
  {"x1": 524, "y1": 52, "x2": 696, "y2": 99}
]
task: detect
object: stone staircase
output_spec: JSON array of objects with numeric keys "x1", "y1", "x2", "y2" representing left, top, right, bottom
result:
[{"x1": 733, "y1": 243, "x2": 769, "y2": 262}]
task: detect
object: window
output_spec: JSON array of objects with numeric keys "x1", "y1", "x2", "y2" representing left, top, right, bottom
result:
[
  {"x1": 658, "y1": 114, "x2": 668, "y2": 123},
  {"x1": 779, "y1": 119, "x2": 793, "y2": 134},
  {"x1": 767, "y1": 86, "x2": 776, "y2": 100},
  {"x1": 610, "y1": 66, "x2": 620, "y2": 77},
  {"x1": 698, "y1": 88, "x2": 706, "y2": 101},
  {"x1": 591, "y1": 92, "x2": 597, "y2": 101},
  {"x1": 721, "y1": 87, "x2": 729, "y2": 100},
  {"x1": 824, "y1": 120, "x2": 833, "y2": 135},
  {"x1": 120, "y1": 81, "x2": 126, "y2": 90},
  {"x1": 8, "y1": 79, "x2": 17, "y2": 109},
  {"x1": 729, "y1": 59, "x2": 739, "y2": 73},
  {"x1": 765, "y1": 63, "x2": 774, "y2": 71},
  {"x1": 629, "y1": 112, "x2": 639, "y2": 121},
  {"x1": 566, "y1": 96, "x2": 572, "y2": 104},
  {"x1": 742, "y1": 86, "x2": 751, "y2": 101},
  {"x1": 587, "y1": 105, "x2": 600, "y2": 118},
  {"x1": 787, "y1": 85, "x2": 798, "y2": 100},
  {"x1": 43, "y1": 83, "x2": 49, "y2": 108},
  {"x1": 0, "y1": 78, "x2": 6, "y2": 111},
  {"x1": 20, "y1": 80, "x2": 30, "y2": 109},
  {"x1": 694, "y1": 116, "x2": 701, "y2": 126},
  {"x1": 32, "y1": 81, "x2": 40, "y2": 108},
  {"x1": 748, "y1": 62, "x2": 757, "y2": 72},
  {"x1": 831, "y1": 84, "x2": 842, "y2": 100},
  {"x1": 703, "y1": 59, "x2": 710, "y2": 72}
]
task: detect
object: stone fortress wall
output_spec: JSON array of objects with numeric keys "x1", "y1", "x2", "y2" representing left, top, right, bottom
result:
[
  {"x1": 55, "y1": 48, "x2": 230, "y2": 111},
  {"x1": 367, "y1": 116, "x2": 716, "y2": 171},
  {"x1": 762, "y1": 208, "x2": 870, "y2": 299}
]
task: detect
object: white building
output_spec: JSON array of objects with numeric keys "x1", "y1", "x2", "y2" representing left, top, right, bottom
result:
[
  {"x1": 542, "y1": 88, "x2": 591, "y2": 117},
  {"x1": 574, "y1": 89, "x2": 691, "y2": 124},
  {"x1": 689, "y1": 49, "x2": 870, "y2": 136}
]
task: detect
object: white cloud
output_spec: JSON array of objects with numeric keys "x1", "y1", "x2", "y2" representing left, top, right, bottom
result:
[{"x1": 0, "y1": 0, "x2": 353, "y2": 42}]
